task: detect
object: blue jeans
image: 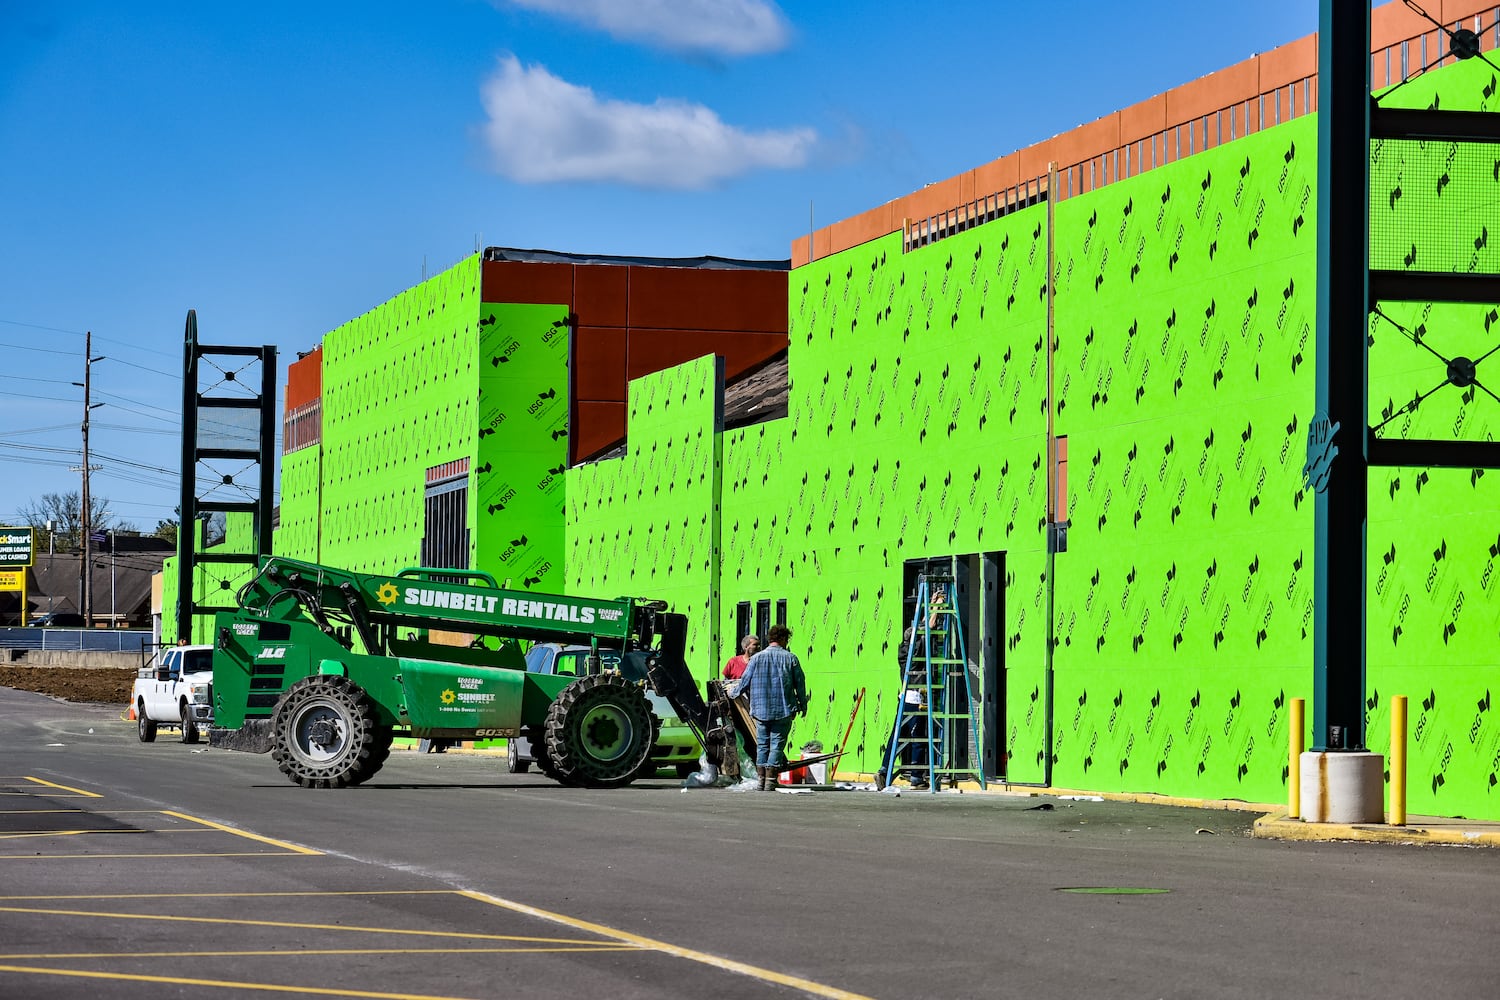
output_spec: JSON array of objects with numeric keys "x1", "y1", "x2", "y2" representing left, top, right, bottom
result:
[{"x1": 755, "y1": 715, "x2": 795, "y2": 768}]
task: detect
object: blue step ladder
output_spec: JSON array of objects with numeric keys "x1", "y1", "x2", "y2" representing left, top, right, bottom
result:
[{"x1": 882, "y1": 574, "x2": 985, "y2": 791}]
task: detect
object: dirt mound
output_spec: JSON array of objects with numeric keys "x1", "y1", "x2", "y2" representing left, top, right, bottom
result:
[{"x1": 0, "y1": 666, "x2": 135, "y2": 705}]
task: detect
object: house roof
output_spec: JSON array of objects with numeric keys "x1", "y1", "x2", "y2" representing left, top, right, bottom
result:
[{"x1": 0, "y1": 550, "x2": 168, "y2": 621}]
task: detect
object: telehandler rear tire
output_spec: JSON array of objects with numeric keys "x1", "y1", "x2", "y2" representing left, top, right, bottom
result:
[
  {"x1": 543, "y1": 673, "x2": 654, "y2": 789},
  {"x1": 271, "y1": 675, "x2": 392, "y2": 789}
]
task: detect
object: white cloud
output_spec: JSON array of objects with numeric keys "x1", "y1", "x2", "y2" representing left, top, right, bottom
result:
[
  {"x1": 479, "y1": 56, "x2": 816, "y2": 189},
  {"x1": 503, "y1": 0, "x2": 791, "y2": 56}
]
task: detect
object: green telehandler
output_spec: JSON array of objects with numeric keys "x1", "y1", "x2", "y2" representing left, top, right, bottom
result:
[{"x1": 207, "y1": 556, "x2": 748, "y2": 789}]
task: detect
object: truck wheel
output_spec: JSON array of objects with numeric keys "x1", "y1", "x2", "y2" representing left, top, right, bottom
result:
[
  {"x1": 543, "y1": 673, "x2": 653, "y2": 789},
  {"x1": 179, "y1": 703, "x2": 200, "y2": 744},
  {"x1": 270, "y1": 675, "x2": 390, "y2": 789},
  {"x1": 506, "y1": 738, "x2": 530, "y2": 774},
  {"x1": 137, "y1": 701, "x2": 157, "y2": 743}
]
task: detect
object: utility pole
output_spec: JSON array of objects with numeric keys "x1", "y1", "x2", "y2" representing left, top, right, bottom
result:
[{"x1": 73, "y1": 332, "x2": 105, "y2": 628}]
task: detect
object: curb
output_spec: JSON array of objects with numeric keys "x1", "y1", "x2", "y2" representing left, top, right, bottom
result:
[
  {"x1": 384, "y1": 750, "x2": 1500, "y2": 844},
  {"x1": 1252, "y1": 810, "x2": 1500, "y2": 848}
]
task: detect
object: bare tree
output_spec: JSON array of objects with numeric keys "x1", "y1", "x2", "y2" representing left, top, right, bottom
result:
[{"x1": 16, "y1": 492, "x2": 128, "y2": 551}]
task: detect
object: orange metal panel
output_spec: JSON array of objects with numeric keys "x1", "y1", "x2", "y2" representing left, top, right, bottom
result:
[
  {"x1": 811, "y1": 228, "x2": 836, "y2": 262},
  {"x1": 1443, "y1": 0, "x2": 1497, "y2": 24},
  {"x1": 573, "y1": 327, "x2": 627, "y2": 402},
  {"x1": 481, "y1": 260, "x2": 575, "y2": 306},
  {"x1": 971, "y1": 152, "x2": 1022, "y2": 197},
  {"x1": 626, "y1": 268, "x2": 786, "y2": 333},
  {"x1": 1015, "y1": 138, "x2": 1061, "y2": 186},
  {"x1": 1044, "y1": 114, "x2": 1121, "y2": 171},
  {"x1": 1166, "y1": 56, "x2": 1260, "y2": 125},
  {"x1": 284, "y1": 348, "x2": 322, "y2": 412},
  {"x1": 573, "y1": 265, "x2": 629, "y2": 328},
  {"x1": 1373, "y1": 1, "x2": 1434, "y2": 50},
  {"x1": 1258, "y1": 35, "x2": 1318, "y2": 91},
  {"x1": 1119, "y1": 94, "x2": 1169, "y2": 145},
  {"x1": 791, "y1": 236, "x2": 811, "y2": 269},
  {"x1": 902, "y1": 177, "x2": 966, "y2": 226},
  {"x1": 572, "y1": 401, "x2": 627, "y2": 464},
  {"x1": 958, "y1": 171, "x2": 976, "y2": 206},
  {"x1": 828, "y1": 204, "x2": 896, "y2": 252},
  {"x1": 625, "y1": 329, "x2": 786, "y2": 382}
]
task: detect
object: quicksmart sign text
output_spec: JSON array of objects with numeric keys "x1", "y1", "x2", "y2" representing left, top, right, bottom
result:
[{"x1": 0, "y1": 528, "x2": 34, "y2": 567}]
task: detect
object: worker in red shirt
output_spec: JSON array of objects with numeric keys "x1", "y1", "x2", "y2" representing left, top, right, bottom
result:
[{"x1": 721, "y1": 634, "x2": 759, "y2": 680}]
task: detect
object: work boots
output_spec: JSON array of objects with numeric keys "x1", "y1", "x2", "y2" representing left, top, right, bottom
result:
[{"x1": 758, "y1": 766, "x2": 776, "y2": 791}]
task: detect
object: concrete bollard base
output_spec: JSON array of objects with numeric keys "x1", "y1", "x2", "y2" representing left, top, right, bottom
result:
[{"x1": 1299, "y1": 751, "x2": 1384, "y2": 824}]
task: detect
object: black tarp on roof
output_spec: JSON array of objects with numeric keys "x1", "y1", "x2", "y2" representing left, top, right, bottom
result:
[{"x1": 484, "y1": 247, "x2": 790, "y2": 271}]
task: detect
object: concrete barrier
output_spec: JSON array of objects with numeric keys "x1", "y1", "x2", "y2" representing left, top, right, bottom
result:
[{"x1": 0, "y1": 649, "x2": 144, "y2": 669}]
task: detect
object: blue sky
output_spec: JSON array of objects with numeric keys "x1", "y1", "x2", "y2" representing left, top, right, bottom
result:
[{"x1": 0, "y1": 0, "x2": 1317, "y2": 530}]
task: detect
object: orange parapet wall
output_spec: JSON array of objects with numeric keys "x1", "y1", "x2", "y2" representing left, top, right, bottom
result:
[{"x1": 793, "y1": 0, "x2": 1498, "y2": 266}]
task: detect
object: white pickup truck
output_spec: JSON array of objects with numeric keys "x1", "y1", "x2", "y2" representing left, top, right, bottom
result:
[{"x1": 133, "y1": 644, "x2": 215, "y2": 744}]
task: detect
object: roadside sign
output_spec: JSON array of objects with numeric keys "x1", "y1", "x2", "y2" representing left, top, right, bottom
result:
[
  {"x1": 0, "y1": 569, "x2": 23, "y2": 591},
  {"x1": 0, "y1": 527, "x2": 34, "y2": 567}
]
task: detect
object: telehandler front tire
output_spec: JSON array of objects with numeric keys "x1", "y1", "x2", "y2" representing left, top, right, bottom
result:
[
  {"x1": 543, "y1": 673, "x2": 654, "y2": 789},
  {"x1": 270, "y1": 675, "x2": 392, "y2": 789}
]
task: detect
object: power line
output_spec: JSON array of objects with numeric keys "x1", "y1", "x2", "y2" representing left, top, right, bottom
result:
[
  {"x1": 0, "y1": 373, "x2": 75, "y2": 386},
  {"x1": 0, "y1": 318, "x2": 180, "y2": 359},
  {"x1": 0, "y1": 340, "x2": 76, "y2": 357}
]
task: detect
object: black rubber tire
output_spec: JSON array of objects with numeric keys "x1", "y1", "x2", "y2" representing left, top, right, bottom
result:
[
  {"x1": 506, "y1": 738, "x2": 530, "y2": 774},
  {"x1": 137, "y1": 701, "x2": 157, "y2": 743},
  {"x1": 179, "y1": 702, "x2": 200, "y2": 744},
  {"x1": 270, "y1": 675, "x2": 392, "y2": 788},
  {"x1": 527, "y1": 725, "x2": 575, "y2": 786},
  {"x1": 543, "y1": 673, "x2": 654, "y2": 789}
]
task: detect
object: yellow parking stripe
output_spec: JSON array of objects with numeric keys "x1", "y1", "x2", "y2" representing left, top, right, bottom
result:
[
  {"x1": 0, "y1": 891, "x2": 457, "y2": 901},
  {"x1": 0, "y1": 904, "x2": 642, "y2": 946},
  {"x1": 462, "y1": 890, "x2": 874, "y2": 1000},
  {"x1": 0, "y1": 809, "x2": 87, "y2": 815},
  {"x1": 0, "y1": 965, "x2": 489, "y2": 1000},
  {"x1": 21, "y1": 778, "x2": 101, "y2": 798},
  {"x1": 0, "y1": 852, "x2": 318, "y2": 861},
  {"x1": 0, "y1": 829, "x2": 214, "y2": 840},
  {"x1": 162, "y1": 811, "x2": 324, "y2": 855},
  {"x1": 0, "y1": 945, "x2": 635, "y2": 959}
]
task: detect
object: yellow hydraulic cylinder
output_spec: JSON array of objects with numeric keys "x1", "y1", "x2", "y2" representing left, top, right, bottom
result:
[
  {"x1": 1390, "y1": 694, "x2": 1408, "y2": 826},
  {"x1": 1288, "y1": 697, "x2": 1305, "y2": 818}
]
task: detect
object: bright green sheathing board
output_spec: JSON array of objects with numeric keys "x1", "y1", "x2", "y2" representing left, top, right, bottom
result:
[
  {"x1": 776, "y1": 215, "x2": 1051, "y2": 775},
  {"x1": 555, "y1": 55, "x2": 1497, "y2": 817},
  {"x1": 1362, "y1": 58, "x2": 1500, "y2": 814},
  {"x1": 318, "y1": 257, "x2": 482, "y2": 574},
  {"x1": 474, "y1": 302, "x2": 570, "y2": 593},
  {"x1": 568, "y1": 355, "x2": 721, "y2": 668},
  {"x1": 1052, "y1": 115, "x2": 1318, "y2": 802},
  {"x1": 275, "y1": 447, "x2": 321, "y2": 561}
]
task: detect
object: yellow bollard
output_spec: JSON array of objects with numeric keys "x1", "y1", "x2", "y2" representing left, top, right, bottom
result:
[
  {"x1": 1390, "y1": 694, "x2": 1407, "y2": 826},
  {"x1": 1289, "y1": 697, "x2": 1304, "y2": 818}
]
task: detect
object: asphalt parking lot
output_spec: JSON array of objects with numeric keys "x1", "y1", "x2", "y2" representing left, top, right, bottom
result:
[{"x1": 4, "y1": 686, "x2": 1499, "y2": 1000}]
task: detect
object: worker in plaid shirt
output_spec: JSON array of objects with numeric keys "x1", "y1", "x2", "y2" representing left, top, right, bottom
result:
[{"x1": 729, "y1": 624, "x2": 808, "y2": 791}]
